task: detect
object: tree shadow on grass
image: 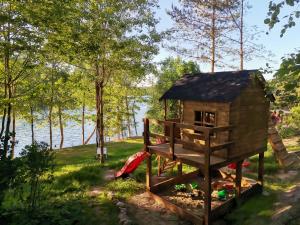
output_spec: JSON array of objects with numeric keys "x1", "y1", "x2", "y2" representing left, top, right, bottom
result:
[
  {"x1": 1, "y1": 192, "x2": 119, "y2": 225},
  {"x1": 53, "y1": 164, "x2": 105, "y2": 193}
]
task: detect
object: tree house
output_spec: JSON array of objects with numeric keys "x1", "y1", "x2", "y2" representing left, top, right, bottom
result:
[{"x1": 143, "y1": 70, "x2": 274, "y2": 225}]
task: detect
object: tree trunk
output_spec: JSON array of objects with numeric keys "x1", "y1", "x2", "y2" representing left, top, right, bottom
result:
[
  {"x1": 49, "y1": 66, "x2": 54, "y2": 150},
  {"x1": 30, "y1": 106, "x2": 34, "y2": 144},
  {"x1": 84, "y1": 126, "x2": 96, "y2": 145},
  {"x1": 131, "y1": 102, "x2": 138, "y2": 136},
  {"x1": 3, "y1": 41, "x2": 12, "y2": 158},
  {"x1": 11, "y1": 106, "x2": 16, "y2": 159},
  {"x1": 240, "y1": 0, "x2": 244, "y2": 70},
  {"x1": 125, "y1": 96, "x2": 131, "y2": 137},
  {"x1": 49, "y1": 106, "x2": 53, "y2": 150},
  {"x1": 95, "y1": 79, "x2": 105, "y2": 163},
  {"x1": 82, "y1": 102, "x2": 85, "y2": 145},
  {"x1": 3, "y1": 100, "x2": 11, "y2": 159},
  {"x1": 0, "y1": 109, "x2": 7, "y2": 138},
  {"x1": 58, "y1": 106, "x2": 64, "y2": 150},
  {"x1": 211, "y1": 0, "x2": 216, "y2": 72}
]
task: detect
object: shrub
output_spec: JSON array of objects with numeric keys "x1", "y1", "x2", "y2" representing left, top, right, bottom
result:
[{"x1": 19, "y1": 142, "x2": 55, "y2": 212}]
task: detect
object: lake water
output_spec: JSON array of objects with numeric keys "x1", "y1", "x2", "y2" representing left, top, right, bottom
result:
[{"x1": 13, "y1": 102, "x2": 148, "y2": 156}]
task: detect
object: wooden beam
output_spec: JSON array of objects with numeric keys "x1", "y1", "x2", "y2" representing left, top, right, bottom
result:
[
  {"x1": 235, "y1": 160, "x2": 243, "y2": 198},
  {"x1": 204, "y1": 130, "x2": 211, "y2": 225},
  {"x1": 210, "y1": 142, "x2": 234, "y2": 152},
  {"x1": 177, "y1": 163, "x2": 182, "y2": 176},
  {"x1": 146, "y1": 153, "x2": 152, "y2": 190},
  {"x1": 150, "y1": 170, "x2": 200, "y2": 193},
  {"x1": 143, "y1": 118, "x2": 150, "y2": 148},
  {"x1": 211, "y1": 147, "x2": 266, "y2": 169},
  {"x1": 148, "y1": 191, "x2": 203, "y2": 225},
  {"x1": 164, "y1": 99, "x2": 167, "y2": 120},
  {"x1": 169, "y1": 122, "x2": 175, "y2": 160},
  {"x1": 258, "y1": 152, "x2": 264, "y2": 186},
  {"x1": 210, "y1": 125, "x2": 234, "y2": 132},
  {"x1": 157, "y1": 156, "x2": 162, "y2": 176}
]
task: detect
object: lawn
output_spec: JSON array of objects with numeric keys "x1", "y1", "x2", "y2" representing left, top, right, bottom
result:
[{"x1": 2, "y1": 138, "x2": 299, "y2": 225}]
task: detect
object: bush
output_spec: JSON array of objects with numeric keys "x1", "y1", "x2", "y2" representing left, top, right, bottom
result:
[
  {"x1": 18, "y1": 142, "x2": 55, "y2": 212},
  {"x1": 288, "y1": 105, "x2": 300, "y2": 129},
  {"x1": 278, "y1": 126, "x2": 300, "y2": 138}
]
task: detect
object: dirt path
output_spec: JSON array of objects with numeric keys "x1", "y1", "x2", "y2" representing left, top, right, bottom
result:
[{"x1": 127, "y1": 192, "x2": 192, "y2": 225}]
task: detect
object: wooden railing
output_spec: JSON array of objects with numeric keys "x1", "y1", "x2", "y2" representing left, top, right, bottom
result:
[{"x1": 143, "y1": 118, "x2": 234, "y2": 160}]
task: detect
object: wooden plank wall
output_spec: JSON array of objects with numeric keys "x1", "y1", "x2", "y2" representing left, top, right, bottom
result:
[
  {"x1": 182, "y1": 101, "x2": 230, "y2": 158},
  {"x1": 229, "y1": 77, "x2": 269, "y2": 158}
]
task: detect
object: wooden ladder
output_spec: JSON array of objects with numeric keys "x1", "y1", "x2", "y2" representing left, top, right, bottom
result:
[{"x1": 268, "y1": 120, "x2": 300, "y2": 168}]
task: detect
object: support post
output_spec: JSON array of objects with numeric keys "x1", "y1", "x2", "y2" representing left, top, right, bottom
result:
[
  {"x1": 157, "y1": 156, "x2": 162, "y2": 176},
  {"x1": 143, "y1": 118, "x2": 150, "y2": 150},
  {"x1": 204, "y1": 130, "x2": 211, "y2": 225},
  {"x1": 235, "y1": 160, "x2": 243, "y2": 198},
  {"x1": 177, "y1": 163, "x2": 182, "y2": 176},
  {"x1": 164, "y1": 99, "x2": 167, "y2": 120},
  {"x1": 146, "y1": 153, "x2": 152, "y2": 190},
  {"x1": 258, "y1": 152, "x2": 264, "y2": 186},
  {"x1": 169, "y1": 122, "x2": 175, "y2": 160}
]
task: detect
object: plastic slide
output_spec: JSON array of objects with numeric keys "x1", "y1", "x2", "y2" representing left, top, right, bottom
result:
[{"x1": 115, "y1": 151, "x2": 150, "y2": 178}]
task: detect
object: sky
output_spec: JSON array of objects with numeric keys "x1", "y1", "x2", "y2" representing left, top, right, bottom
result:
[{"x1": 154, "y1": 0, "x2": 300, "y2": 79}]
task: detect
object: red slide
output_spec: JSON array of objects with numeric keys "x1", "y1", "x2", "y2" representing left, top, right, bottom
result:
[{"x1": 115, "y1": 151, "x2": 150, "y2": 178}]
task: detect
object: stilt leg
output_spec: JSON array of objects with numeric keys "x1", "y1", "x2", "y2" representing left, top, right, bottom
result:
[
  {"x1": 204, "y1": 167, "x2": 211, "y2": 225},
  {"x1": 157, "y1": 156, "x2": 161, "y2": 176},
  {"x1": 258, "y1": 152, "x2": 264, "y2": 186},
  {"x1": 235, "y1": 160, "x2": 243, "y2": 198},
  {"x1": 146, "y1": 153, "x2": 152, "y2": 190},
  {"x1": 177, "y1": 162, "x2": 182, "y2": 176}
]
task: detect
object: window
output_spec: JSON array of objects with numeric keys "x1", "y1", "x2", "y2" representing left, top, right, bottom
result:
[{"x1": 194, "y1": 111, "x2": 216, "y2": 134}]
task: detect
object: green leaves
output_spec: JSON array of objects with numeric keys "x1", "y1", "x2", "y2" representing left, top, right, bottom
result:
[
  {"x1": 266, "y1": 0, "x2": 300, "y2": 36},
  {"x1": 270, "y1": 50, "x2": 300, "y2": 108}
]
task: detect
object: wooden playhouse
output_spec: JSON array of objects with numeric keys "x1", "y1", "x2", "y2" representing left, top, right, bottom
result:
[{"x1": 143, "y1": 70, "x2": 274, "y2": 225}]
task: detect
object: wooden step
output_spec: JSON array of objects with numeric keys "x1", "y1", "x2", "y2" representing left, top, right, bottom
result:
[
  {"x1": 268, "y1": 127, "x2": 278, "y2": 135},
  {"x1": 283, "y1": 157, "x2": 297, "y2": 168},
  {"x1": 269, "y1": 135, "x2": 282, "y2": 144}
]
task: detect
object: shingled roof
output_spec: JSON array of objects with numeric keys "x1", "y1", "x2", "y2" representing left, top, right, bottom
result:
[{"x1": 159, "y1": 70, "x2": 263, "y2": 103}]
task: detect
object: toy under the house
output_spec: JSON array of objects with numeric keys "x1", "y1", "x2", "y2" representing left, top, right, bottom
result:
[{"x1": 175, "y1": 184, "x2": 187, "y2": 192}]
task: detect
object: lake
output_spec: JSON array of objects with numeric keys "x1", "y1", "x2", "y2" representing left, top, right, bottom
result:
[{"x1": 13, "y1": 102, "x2": 148, "y2": 156}]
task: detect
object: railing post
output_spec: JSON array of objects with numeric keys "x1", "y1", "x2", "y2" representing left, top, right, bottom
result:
[
  {"x1": 169, "y1": 122, "x2": 175, "y2": 160},
  {"x1": 204, "y1": 129, "x2": 211, "y2": 225},
  {"x1": 143, "y1": 118, "x2": 150, "y2": 151},
  {"x1": 144, "y1": 118, "x2": 152, "y2": 190}
]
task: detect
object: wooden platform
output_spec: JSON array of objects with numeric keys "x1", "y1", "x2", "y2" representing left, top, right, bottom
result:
[{"x1": 148, "y1": 143, "x2": 226, "y2": 168}]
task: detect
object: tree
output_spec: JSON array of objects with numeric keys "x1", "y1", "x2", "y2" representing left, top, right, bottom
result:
[
  {"x1": 147, "y1": 57, "x2": 200, "y2": 121},
  {"x1": 166, "y1": 0, "x2": 238, "y2": 72},
  {"x1": 0, "y1": 1, "x2": 43, "y2": 158},
  {"x1": 221, "y1": 0, "x2": 273, "y2": 70},
  {"x1": 55, "y1": 0, "x2": 160, "y2": 163},
  {"x1": 265, "y1": 0, "x2": 300, "y2": 37},
  {"x1": 269, "y1": 51, "x2": 300, "y2": 108}
]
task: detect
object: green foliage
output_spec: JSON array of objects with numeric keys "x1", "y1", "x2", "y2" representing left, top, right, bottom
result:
[
  {"x1": 18, "y1": 142, "x2": 55, "y2": 212},
  {"x1": 289, "y1": 105, "x2": 300, "y2": 128},
  {"x1": 265, "y1": 0, "x2": 300, "y2": 37},
  {"x1": 278, "y1": 125, "x2": 300, "y2": 138},
  {"x1": 269, "y1": 51, "x2": 300, "y2": 108},
  {"x1": 147, "y1": 57, "x2": 200, "y2": 124},
  {"x1": 0, "y1": 133, "x2": 20, "y2": 204}
]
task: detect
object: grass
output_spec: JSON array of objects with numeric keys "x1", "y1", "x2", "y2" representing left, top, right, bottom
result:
[
  {"x1": 2, "y1": 139, "x2": 145, "y2": 225},
  {"x1": 225, "y1": 144, "x2": 300, "y2": 224},
  {"x1": 3, "y1": 137, "x2": 300, "y2": 225}
]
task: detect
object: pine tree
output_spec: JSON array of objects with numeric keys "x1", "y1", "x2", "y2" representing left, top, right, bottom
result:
[{"x1": 167, "y1": 0, "x2": 236, "y2": 72}]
